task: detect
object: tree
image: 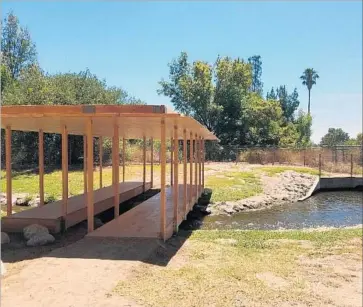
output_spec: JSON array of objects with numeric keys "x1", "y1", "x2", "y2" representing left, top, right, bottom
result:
[
  {"x1": 300, "y1": 68, "x2": 319, "y2": 115},
  {"x1": 275, "y1": 86, "x2": 300, "y2": 122},
  {"x1": 320, "y1": 128, "x2": 350, "y2": 147},
  {"x1": 1, "y1": 11, "x2": 37, "y2": 79},
  {"x1": 294, "y1": 110, "x2": 312, "y2": 147},
  {"x1": 248, "y1": 55, "x2": 263, "y2": 96},
  {"x1": 158, "y1": 52, "x2": 252, "y2": 144}
]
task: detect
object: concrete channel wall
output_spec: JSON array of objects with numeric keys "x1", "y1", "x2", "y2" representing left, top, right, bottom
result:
[{"x1": 299, "y1": 177, "x2": 363, "y2": 201}]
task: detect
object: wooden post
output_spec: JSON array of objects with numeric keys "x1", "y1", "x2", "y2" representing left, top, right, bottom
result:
[
  {"x1": 122, "y1": 138, "x2": 126, "y2": 182},
  {"x1": 173, "y1": 125, "x2": 179, "y2": 232},
  {"x1": 303, "y1": 149, "x2": 306, "y2": 166},
  {"x1": 113, "y1": 121, "x2": 120, "y2": 218},
  {"x1": 143, "y1": 136, "x2": 146, "y2": 192},
  {"x1": 319, "y1": 153, "x2": 322, "y2": 178},
  {"x1": 39, "y1": 129, "x2": 44, "y2": 207},
  {"x1": 183, "y1": 129, "x2": 187, "y2": 219},
  {"x1": 160, "y1": 118, "x2": 166, "y2": 240},
  {"x1": 86, "y1": 119, "x2": 94, "y2": 233},
  {"x1": 189, "y1": 132, "x2": 194, "y2": 209},
  {"x1": 83, "y1": 135, "x2": 87, "y2": 194},
  {"x1": 5, "y1": 126, "x2": 12, "y2": 216},
  {"x1": 170, "y1": 138, "x2": 173, "y2": 186},
  {"x1": 198, "y1": 136, "x2": 202, "y2": 194},
  {"x1": 194, "y1": 134, "x2": 199, "y2": 197},
  {"x1": 61, "y1": 125, "x2": 68, "y2": 228},
  {"x1": 202, "y1": 138, "x2": 205, "y2": 191},
  {"x1": 350, "y1": 154, "x2": 353, "y2": 177},
  {"x1": 99, "y1": 136, "x2": 103, "y2": 188},
  {"x1": 150, "y1": 138, "x2": 154, "y2": 188}
]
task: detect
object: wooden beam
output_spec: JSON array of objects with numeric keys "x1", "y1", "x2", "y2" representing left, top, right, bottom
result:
[
  {"x1": 183, "y1": 129, "x2": 187, "y2": 219},
  {"x1": 173, "y1": 125, "x2": 179, "y2": 232},
  {"x1": 86, "y1": 118, "x2": 94, "y2": 233},
  {"x1": 160, "y1": 118, "x2": 166, "y2": 240},
  {"x1": 99, "y1": 136, "x2": 103, "y2": 188},
  {"x1": 6, "y1": 126, "x2": 12, "y2": 216},
  {"x1": 150, "y1": 138, "x2": 154, "y2": 188},
  {"x1": 170, "y1": 138, "x2": 173, "y2": 186},
  {"x1": 189, "y1": 132, "x2": 193, "y2": 210},
  {"x1": 39, "y1": 129, "x2": 44, "y2": 206},
  {"x1": 143, "y1": 136, "x2": 146, "y2": 192},
  {"x1": 113, "y1": 121, "x2": 120, "y2": 218},
  {"x1": 122, "y1": 138, "x2": 126, "y2": 182},
  {"x1": 61, "y1": 125, "x2": 68, "y2": 225},
  {"x1": 83, "y1": 135, "x2": 87, "y2": 194}
]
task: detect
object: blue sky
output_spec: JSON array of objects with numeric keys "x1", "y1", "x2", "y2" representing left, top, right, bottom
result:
[{"x1": 2, "y1": 1, "x2": 362, "y2": 143}]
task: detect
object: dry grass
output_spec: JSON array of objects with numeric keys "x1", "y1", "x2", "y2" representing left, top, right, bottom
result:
[{"x1": 114, "y1": 228, "x2": 362, "y2": 307}]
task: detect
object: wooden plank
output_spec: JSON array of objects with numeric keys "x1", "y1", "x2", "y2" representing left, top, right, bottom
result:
[
  {"x1": 173, "y1": 125, "x2": 179, "y2": 232},
  {"x1": 99, "y1": 136, "x2": 103, "y2": 188},
  {"x1": 61, "y1": 125, "x2": 68, "y2": 223},
  {"x1": 6, "y1": 126, "x2": 12, "y2": 216},
  {"x1": 183, "y1": 129, "x2": 187, "y2": 218},
  {"x1": 83, "y1": 135, "x2": 87, "y2": 194},
  {"x1": 39, "y1": 129, "x2": 44, "y2": 206},
  {"x1": 160, "y1": 118, "x2": 166, "y2": 240},
  {"x1": 113, "y1": 121, "x2": 120, "y2": 218},
  {"x1": 143, "y1": 136, "x2": 146, "y2": 192},
  {"x1": 189, "y1": 132, "x2": 193, "y2": 210},
  {"x1": 1, "y1": 105, "x2": 167, "y2": 116},
  {"x1": 86, "y1": 118, "x2": 94, "y2": 233},
  {"x1": 150, "y1": 138, "x2": 154, "y2": 188},
  {"x1": 122, "y1": 138, "x2": 126, "y2": 182}
]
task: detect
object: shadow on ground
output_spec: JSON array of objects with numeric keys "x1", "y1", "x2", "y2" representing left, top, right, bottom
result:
[{"x1": 2, "y1": 188, "x2": 211, "y2": 267}]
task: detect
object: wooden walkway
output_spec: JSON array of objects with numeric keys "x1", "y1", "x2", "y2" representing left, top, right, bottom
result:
[
  {"x1": 88, "y1": 184, "x2": 200, "y2": 240},
  {"x1": 1, "y1": 181, "x2": 151, "y2": 233}
]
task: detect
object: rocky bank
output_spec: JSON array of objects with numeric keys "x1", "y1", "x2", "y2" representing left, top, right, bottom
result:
[{"x1": 208, "y1": 171, "x2": 317, "y2": 215}]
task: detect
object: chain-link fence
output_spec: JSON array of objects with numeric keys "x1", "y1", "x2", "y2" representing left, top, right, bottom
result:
[{"x1": 205, "y1": 143, "x2": 363, "y2": 177}]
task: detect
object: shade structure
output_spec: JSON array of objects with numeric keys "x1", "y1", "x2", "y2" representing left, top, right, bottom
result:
[
  {"x1": 1, "y1": 104, "x2": 216, "y2": 241},
  {"x1": 1, "y1": 105, "x2": 218, "y2": 141}
]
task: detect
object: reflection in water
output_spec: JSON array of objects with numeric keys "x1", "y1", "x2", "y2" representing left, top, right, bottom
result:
[{"x1": 203, "y1": 191, "x2": 363, "y2": 230}]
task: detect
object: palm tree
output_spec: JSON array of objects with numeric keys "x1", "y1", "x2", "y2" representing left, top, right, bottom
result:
[{"x1": 300, "y1": 68, "x2": 319, "y2": 114}]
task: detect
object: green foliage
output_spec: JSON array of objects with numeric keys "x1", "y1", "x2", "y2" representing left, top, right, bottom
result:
[
  {"x1": 255, "y1": 166, "x2": 321, "y2": 176},
  {"x1": 248, "y1": 55, "x2": 263, "y2": 96},
  {"x1": 320, "y1": 128, "x2": 350, "y2": 147},
  {"x1": 1, "y1": 11, "x2": 37, "y2": 79},
  {"x1": 159, "y1": 52, "x2": 312, "y2": 148},
  {"x1": 345, "y1": 133, "x2": 362, "y2": 146}
]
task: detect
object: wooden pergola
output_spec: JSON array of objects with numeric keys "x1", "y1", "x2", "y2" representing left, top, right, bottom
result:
[{"x1": 1, "y1": 105, "x2": 217, "y2": 240}]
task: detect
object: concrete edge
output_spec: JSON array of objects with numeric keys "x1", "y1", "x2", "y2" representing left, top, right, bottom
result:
[{"x1": 298, "y1": 176, "x2": 320, "y2": 201}]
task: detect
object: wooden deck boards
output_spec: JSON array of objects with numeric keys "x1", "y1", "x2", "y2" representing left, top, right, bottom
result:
[
  {"x1": 88, "y1": 184, "x2": 200, "y2": 240},
  {"x1": 2, "y1": 181, "x2": 151, "y2": 233}
]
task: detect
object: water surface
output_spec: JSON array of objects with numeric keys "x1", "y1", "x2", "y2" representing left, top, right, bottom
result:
[{"x1": 202, "y1": 191, "x2": 363, "y2": 230}]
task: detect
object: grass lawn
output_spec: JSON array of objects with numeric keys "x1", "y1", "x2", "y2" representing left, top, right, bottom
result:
[
  {"x1": 114, "y1": 227, "x2": 362, "y2": 307},
  {"x1": 255, "y1": 165, "x2": 321, "y2": 176},
  {"x1": 205, "y1": 171, "x2": 262, "y2": 202}
]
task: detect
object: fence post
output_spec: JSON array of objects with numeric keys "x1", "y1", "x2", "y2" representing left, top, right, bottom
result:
[
  {"x1": 272, "y1": 149, "x2": 275, "y2": 165},
  {"x1": 303, "y1": 149, "x2": 306, "y2": 166},
  {"x1": 319, "y1": 153, "x2": 322, "y2": 178},
  {"x1": 350, "y1": 154, "x2": 353, "y2": 178}
]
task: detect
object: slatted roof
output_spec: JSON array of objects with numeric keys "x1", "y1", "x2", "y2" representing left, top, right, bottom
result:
[{"x1": 0, "y1": 105, "x2": 218, "y2": 140}]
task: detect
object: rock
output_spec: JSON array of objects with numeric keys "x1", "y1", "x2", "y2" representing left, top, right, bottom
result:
[
  {"x1": 23, "y1": 224, "x2": 49, "y2": 240},
  {"x1": 26, "y1": 233, "x2": 55, "y2": 247},
  {"x1": 1, "y1": 232, "x2": 10, "y2": 244},
  {"x1": 94, "y1": 217, "x2": 104, "y2": 229},
  {"x1": 28, "y1": 198, "x2": 40, "y2": 207},
  {"x1": 1, "y1": 261, "x2": 6, "y2": 276},
  {"x1": 16, "y1": 196, "x2": 30, "y2": 206}
]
